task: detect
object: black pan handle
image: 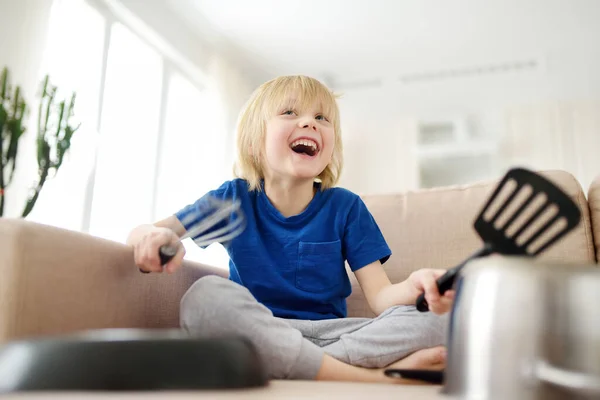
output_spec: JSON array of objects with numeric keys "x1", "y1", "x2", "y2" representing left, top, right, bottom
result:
[
  {"x1": 384, "y1": 368, "x2": 444, "y2": 384},
  {"x1": 138, "y1": 245, "x2": 178, "y2": 274}
]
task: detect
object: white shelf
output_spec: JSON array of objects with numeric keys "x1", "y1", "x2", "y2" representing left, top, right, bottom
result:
[{"x1": 414, "y1": 115, "x2": 501, "y2": 188}]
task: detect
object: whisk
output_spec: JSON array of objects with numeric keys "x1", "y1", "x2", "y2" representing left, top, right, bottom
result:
[{"x1": 139, "y1": 196, "x2": 246, "y2": 273}]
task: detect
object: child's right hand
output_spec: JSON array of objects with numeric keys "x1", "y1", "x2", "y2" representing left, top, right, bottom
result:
[{"x1": 133, "y1": 226, "x2": 186, "y2": 274}]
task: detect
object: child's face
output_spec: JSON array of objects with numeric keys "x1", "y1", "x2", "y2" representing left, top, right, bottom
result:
[{"x1": 263, "y1": 99, "x2": 335, "y2": 184}]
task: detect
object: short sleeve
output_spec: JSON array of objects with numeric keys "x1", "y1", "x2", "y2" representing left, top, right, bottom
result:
[
  {"x1": 174, "y1": 181, "x2": 236, "y2": 248},
  {"x1": 343, "y1": 197, "x2": 392, "y2": 271}
]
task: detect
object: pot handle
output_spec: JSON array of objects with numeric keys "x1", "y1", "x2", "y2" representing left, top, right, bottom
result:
[{"x1": 535, "y1": 360, "x2": 600, "y2": 394}]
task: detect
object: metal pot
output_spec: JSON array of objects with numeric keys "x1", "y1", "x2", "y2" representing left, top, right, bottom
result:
[{"x1": 443, "y1": 257, "x2": 600, "y2": 400}]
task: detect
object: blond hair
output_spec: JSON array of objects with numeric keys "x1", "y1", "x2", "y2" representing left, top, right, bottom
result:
[{"x1": 233, "y1": 75, "x2": 343, "y2": 191}]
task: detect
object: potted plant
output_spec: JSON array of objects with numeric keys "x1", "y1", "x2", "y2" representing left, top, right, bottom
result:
[{"x1": 0, "y1": 66, "x2": 80, "y2": 218}]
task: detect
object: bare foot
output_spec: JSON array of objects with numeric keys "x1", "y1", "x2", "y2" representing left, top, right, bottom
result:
[
  {"x1": 314, "y1": 348, "x2": 447, "y2": 385},
  {"x1": 377, "y1": 346, "x2": 446, "y2": 385},
  {"x1": 387, "y1": 346, "x2": 447, "y2": 370}
]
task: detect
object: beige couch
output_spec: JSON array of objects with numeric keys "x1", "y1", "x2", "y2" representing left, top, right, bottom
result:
[{"x1": 0, "y1": 169, "x2": 599, "y2": 399}]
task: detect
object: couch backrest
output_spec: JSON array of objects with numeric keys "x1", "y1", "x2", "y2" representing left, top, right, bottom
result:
[
  {"x1": 345, "y1": 170, "x2": 596, "y2": 318},
  {"x1": 588, "y1": 176, "x2": 600, "y2": 263}
]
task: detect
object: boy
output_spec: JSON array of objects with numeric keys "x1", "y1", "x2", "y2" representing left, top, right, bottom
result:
[{"x1": 128, "y1": 75, "x2": 453, "y2": 384}]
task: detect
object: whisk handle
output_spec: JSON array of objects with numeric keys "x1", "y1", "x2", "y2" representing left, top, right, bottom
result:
[
  {"x1": 138, "y1": 244, "x2": 178, "y2": 273},
  {"x1": 159, "y1": 244, "x2": 178, "y2": 265}
]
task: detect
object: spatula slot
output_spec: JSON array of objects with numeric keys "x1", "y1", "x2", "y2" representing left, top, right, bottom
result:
[
  {"x1": 504, "y1": 193, "x2": 550, "y2": 238},
  {"x1": 510, "y1": 200, "x2": 552, "y2": 244},
  {"x1": 491, "y1": 184, "x2": 534, "y2": 230},
  {"x1": 500, "y1": 189, "x2": 537, "y2": 233},
  {"x1": 514, "y1": 203, "x2": 559, "y2": 245},
  {"x1": 526, "y1": 216, "x2": 568, "y2": 254},
  {"x1": 483, "y1": 178, "x2": 518, "y2": 222}
]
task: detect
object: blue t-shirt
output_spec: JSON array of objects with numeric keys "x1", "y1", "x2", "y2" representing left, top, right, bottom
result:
[{"x1": 175, "y1": 179, "x2": 391, "y2": 321}]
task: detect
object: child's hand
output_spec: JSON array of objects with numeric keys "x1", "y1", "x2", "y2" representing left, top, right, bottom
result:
[
  {"x1": 134, "y1": 227, "x2": 185, "y2": 274},
  {"x1": 407, "y1": 269, "x2": 455, "y2": 315}
]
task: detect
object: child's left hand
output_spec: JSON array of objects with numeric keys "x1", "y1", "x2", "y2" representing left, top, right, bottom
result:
[{"x1": 407, "y1": 269, "x2": 456, "y2": 315}]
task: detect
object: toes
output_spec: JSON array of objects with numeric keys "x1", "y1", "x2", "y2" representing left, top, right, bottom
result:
[
  {"x1": 421, "y1": 345, "x2": 447, "y2": 366},
  {"x1": 408, "y1": 346, "x2": 447, "y2": 369}
]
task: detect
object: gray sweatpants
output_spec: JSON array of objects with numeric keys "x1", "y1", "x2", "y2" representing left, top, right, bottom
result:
[{"x1": 180, "y1": 275, "x2": 448, "y2": 380}]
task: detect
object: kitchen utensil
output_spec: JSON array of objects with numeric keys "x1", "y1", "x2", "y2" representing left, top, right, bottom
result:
[
  {"x1": 384, "y1": 368, "x2": 444, "y2": 384},
  {"x1": 416, "y1": 167, "x2": 581, "y2": 312},
  {"x1": 442, "y1": 257, "x2": 600, "y2": 399},
  {"x1": 0, "y1": 329, "x2": 268, "y2": 392},
  {"x1": 139, "y1": 196, "x2": 245, "y2": 273}
]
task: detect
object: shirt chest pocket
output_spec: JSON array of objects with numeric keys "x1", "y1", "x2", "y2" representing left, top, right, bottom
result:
[{"x1": 296, "y1": 240, "x2": 344, "y2": 293}]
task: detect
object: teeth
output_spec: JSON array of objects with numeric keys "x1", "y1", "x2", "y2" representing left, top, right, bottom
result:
[{"x1": 291, "y1": 139, "x2": 318, "y2": 151}]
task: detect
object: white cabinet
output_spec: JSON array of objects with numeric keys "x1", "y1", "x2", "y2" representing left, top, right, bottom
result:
[{"x1": 415, "y1": 115, "x2": 501, "y2": 188}]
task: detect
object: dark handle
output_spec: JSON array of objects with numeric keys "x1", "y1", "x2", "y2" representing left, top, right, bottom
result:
[
  {"x1": 139, "y1": 244, "x2": 178, "y2": 274},
  {"x1": 415, "y1": 266, "x2": 460, "y2": 312},
  {"x1": 384, "y1": 368, "x2": 444, "y2": 384},
  {"x1": 415, "y1": 245, "x2": 495, "y2": 312},
  {"x1": 159, "y1": 244, "x2": 178, "y2": 265}
]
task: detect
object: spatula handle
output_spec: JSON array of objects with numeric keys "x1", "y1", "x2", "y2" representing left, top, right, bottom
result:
[
  {"x1": 416, "y1": 266, "x2": 461, "y2": 312},
  {"x1": 416, "y1": 245, "x2": 494, "y2": 312}
]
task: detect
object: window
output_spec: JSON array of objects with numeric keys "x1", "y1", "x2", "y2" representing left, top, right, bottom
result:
[
  {"x1": 155, "y1": 71, "x2": 230, "y2": 267},
  {"x1": 26, "y1": 0, "x2": 105, "y2": 232},
  {"x1": 33, "y1": 0, "x2": 230, "y2": 268},
  {"x1": 88, "y1": 22, "x2": 163, "y2": 242}
]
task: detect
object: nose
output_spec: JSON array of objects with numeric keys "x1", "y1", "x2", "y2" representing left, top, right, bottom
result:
[{"x1": 298, "y1": 116, "x2": 317, "y2": 131}]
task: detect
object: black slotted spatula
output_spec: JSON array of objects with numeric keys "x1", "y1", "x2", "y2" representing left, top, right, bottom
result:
[{"x1": 416, "y1": 167, "x2": 581, "y2": 312}]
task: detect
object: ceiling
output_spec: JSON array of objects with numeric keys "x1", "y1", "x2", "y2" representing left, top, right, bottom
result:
[{"x1": 166, "y1": 0, "x2": 600, "y2": 88}]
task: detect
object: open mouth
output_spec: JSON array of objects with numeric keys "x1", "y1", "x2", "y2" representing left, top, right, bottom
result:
[{"x1": 290, "y1": 138, "x2": 319, "y2": 157}]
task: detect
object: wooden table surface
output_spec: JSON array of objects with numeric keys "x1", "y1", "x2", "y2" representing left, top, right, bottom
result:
[{"x1": 2, "y1": 380, "x2": 453, "y2": 399}]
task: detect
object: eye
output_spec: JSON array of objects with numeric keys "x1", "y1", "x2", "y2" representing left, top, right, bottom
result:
[
  {"x1": 315, "y1": 114, "x2": 329, "y2": 122},
  {"x1": 282, "y1": 110, "x2": 296, "y2": 116}
]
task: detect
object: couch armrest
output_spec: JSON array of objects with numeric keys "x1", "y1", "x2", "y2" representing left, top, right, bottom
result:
[{"x1": 0, "y1": 218, "x2": 227, "y2": 343}]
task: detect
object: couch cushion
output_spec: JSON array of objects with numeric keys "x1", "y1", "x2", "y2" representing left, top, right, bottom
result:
[
  {"x1": 346, "y1": 170, "x2": 595, "y2": 318},
  {"x1": 588, "y1": 175, "x2": 600, "y2": 263}
]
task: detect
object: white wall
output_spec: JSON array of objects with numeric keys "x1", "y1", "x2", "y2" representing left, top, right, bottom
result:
[
  {"x1": 0, "y1": 0, "x2": 53, "y2": 98},
  {"x1": 337, "y1": 95, "x2": 419, "y2": 195},
  {"x1": 334, "y1": 44, "x2": 600, "y2": 194}
]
